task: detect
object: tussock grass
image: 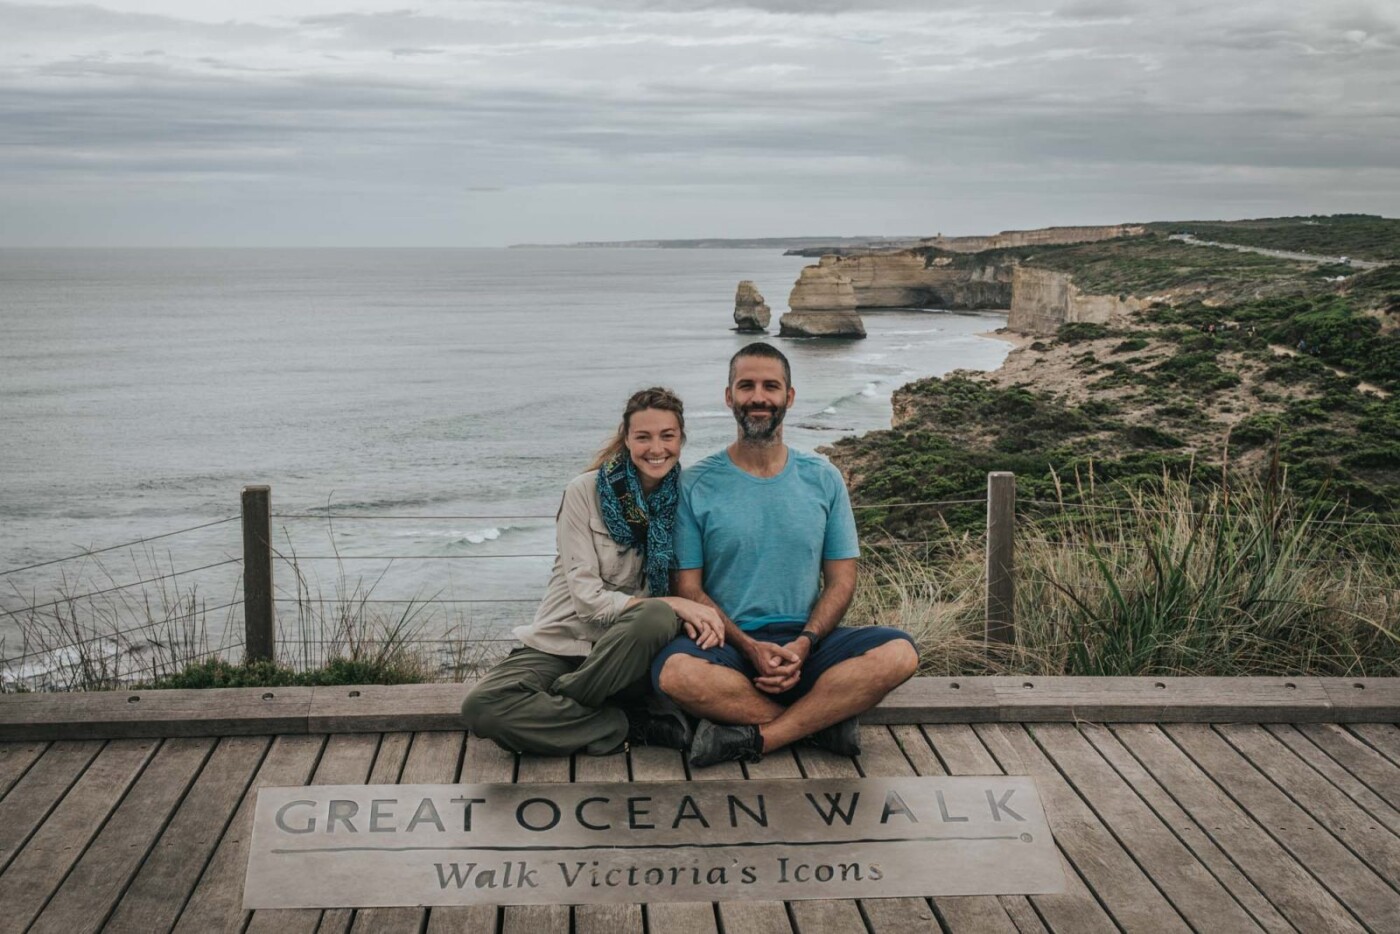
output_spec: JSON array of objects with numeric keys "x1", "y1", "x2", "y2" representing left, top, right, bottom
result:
[
  {"x1": 1, "y1": 548, "x2": 507, "y2": 692},
  {"x1": 850, "y1": 471, "x2": 1399, "y2": 676}
]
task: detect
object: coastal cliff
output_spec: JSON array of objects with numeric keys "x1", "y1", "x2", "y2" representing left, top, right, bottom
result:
[
  {"x1": 1007, "y1": 267, "x2": 1149, "y2": 335},
  {"x1": 923, "y1": 224, "x2": 1145, "y2": 253},
  {"x1": 825, "y1": 217, "x2": 1400, "y2": 539},
  {"x1": 787, "y1": 250, "x2": 1013, "y2": 311}
]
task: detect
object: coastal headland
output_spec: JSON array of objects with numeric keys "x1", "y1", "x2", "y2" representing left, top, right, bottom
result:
[{"x1": 812, "y1": 214, "x2": 1399, "y2": 536}]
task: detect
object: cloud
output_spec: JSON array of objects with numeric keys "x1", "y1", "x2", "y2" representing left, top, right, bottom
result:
[{"x1": 0, "y1": 0, "x2": 1396, "y2": 244}]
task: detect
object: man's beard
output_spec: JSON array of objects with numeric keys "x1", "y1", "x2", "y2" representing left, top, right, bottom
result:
[{"x1": 734, "y1": 402, "x2": 787, "y2": 443}]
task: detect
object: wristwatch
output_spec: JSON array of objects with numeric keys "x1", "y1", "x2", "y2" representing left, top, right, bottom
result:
[{"x1": 796, "y1": 629, "x2": 821, "y2": 649}]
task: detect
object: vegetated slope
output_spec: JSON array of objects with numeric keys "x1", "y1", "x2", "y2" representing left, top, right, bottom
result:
[
  {"x1": 1145, "y1": 213, "x2": 1400, "y2": 263},
  {"x1": 828, "y1": 220, "x2": 1400, "y2": 542}
]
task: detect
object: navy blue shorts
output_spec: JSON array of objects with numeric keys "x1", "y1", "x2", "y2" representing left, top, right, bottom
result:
[{"x1": 650, "y1": 622, "x2": 915, "y2": 705}]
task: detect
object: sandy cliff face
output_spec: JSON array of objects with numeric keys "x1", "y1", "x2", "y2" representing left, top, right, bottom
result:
[
  {"x1": 790, "y1": 251, "x2": 1013, "y2": 310},
  {"x1": 780, "y1": 259, "x2": 866, "y2": 338},
  {"x1": 924, "y1": 225, "x2": 1146, "y2": 254},
  {"x1": 1007, "y1": 267, "x2": 1149, "y2": 335}
]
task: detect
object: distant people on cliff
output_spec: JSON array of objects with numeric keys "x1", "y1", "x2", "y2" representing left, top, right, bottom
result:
[
  {"x1": 652, "y1": 342, "x2": 919, "y2": 767},
  {"x1": 461, "y1": 387, "x2": 723, "y2": 756}
]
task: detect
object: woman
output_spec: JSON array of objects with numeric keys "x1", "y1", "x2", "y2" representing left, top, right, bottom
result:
[{"x1": 461, "y1": 387, "x2": 724, "y2": 756}]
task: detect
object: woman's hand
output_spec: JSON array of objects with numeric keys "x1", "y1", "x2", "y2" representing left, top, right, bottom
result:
[{"x1": 664, "y1": 598, "x2": 726, "y2": 650}]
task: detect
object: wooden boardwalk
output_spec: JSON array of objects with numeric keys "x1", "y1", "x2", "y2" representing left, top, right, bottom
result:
[{"x1": 1, "y1": 678, "x2": 1398, "y2": 933}]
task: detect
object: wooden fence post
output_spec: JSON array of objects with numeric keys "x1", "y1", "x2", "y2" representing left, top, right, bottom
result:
[
  {"x1": 985, "y1": 471, "x2": 1016, "y2": 645},
  {"x1": 241, "y1": 485, "x2": 275, "y2": 663}
]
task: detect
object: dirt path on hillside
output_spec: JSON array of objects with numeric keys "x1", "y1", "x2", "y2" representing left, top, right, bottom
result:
[
  {"x1": 1270, "y1": 344, "x2": 1391, "y2": 398},
  {"x1": 1171, "y1": 234, "x2": 1388, "y2": 270}
]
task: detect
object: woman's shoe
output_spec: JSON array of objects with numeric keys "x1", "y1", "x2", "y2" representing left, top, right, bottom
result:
[{"x1": 625, "y1": 696, "x2": 693, "y2": 749}]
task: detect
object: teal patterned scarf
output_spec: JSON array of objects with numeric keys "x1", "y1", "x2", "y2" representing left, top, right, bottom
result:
[{"x1": 596, "y1": 453, "x2": 679, "y2": 597}]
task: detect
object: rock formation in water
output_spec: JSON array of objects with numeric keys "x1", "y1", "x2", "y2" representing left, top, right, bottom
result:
[
  {"x1": 732, "y1": 280, "x2": 771, "y2": 331},
  {"x1": 780, "y1": 257, "x2": 866, "y2": 338}
]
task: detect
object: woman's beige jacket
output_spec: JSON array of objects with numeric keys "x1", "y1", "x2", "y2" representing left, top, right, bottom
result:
[{"x1": 512, "y1": 471, "x2": 648, "y2": 656}]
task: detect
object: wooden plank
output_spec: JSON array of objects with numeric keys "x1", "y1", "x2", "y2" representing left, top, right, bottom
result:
[
  {"x1": 0, "y1": 740, "x2": 47, "y2": 800},
  {"x1": 628, "y1": 746, "x2": 718, "y2": 934},
  {"x1": 1347, "y1": 722, "x2": 1400, "y2": 766},
  {"x1": 424, "y1": 732, "x2": 509, "y2": 934},
  {"x1": 790, "y1": 737, "x2": 924, "y2": 934},
  {"x1": 0, "y1": 739, "x2": 101, "y2": 874},
  {"x1": 866, "y1": 676, "x2": 999, "y2": 723},
  {"x1": 317, "y1": 732, "x2": 415, "y2": 934},
  {"x1": 0, "y1": 737, "x2": 159, "y2": 934},
  {"x1": 711, "y1": 748, "x2": 797, "y2": 934},
  {"x1": 6, "y1": 677, "x2": 1390, "y2": 742},
  {"x1": 1262, "y1": 724, "x2": 1400, "y2": 835},
  {"x1": 717, "y1": 899, "x2": 792, "y2": 934},
  {"x1": 1077, "y1": 723, "x2": 1291, "y2": 933},
  {"x1": 998, "y1": 898, "x2": 1050, "y2": 934},
  {"x1": 918, "y1": 725, "x2": 1115, "y2": 934},
  {"x1": 1111, "y1": 724, "x2": 1365, "y2": 933},
  {"x1": 1291, "y1": 722, "x2": 1400, "y2": 814},
  {"x1": 857, "y1": 726, "x2": 1002, "y2": 934},
  {"x1": 498, "y1": 751, "x2": 572, "y2": 934},
  {"x1": 105, "y1": 735, "x2": 271, "y2": 934},
  {"x1": 308, "y1": 684, "x2": 468, "y2": 733},
  {"x1": 1318, "y1": 677, "x2": 1400, "y2": 721},
  {"x1": 0, "y1": 687, "x2": 315, "y2": 740},
  {"x1": 1166, "y1": 723, "x2": 1400, "y2": 930},
  {"x1": 989, "y1": 677, "x2": 1332, "y2": 722},
  {"x1": 369, "y1": 732, "x2": 414, "y2": 781},
  {"x1": 572, "y1": 751, "x2": 643, "y2": 934},
  {"x1": 350, "y1": 732, "x2": 467, "y2": 934},
  {"x1": 973, "y1": 723, "x2": 1191, "y2": 933},
  {"x1": 1209, "y1": 724, "x2": 1400, "y2": 906},
  {"x1": 1030, "y1": 723, "x2": 1261, "y2": 933},
  {"x1": 172, "y1": 733, "x2": 326, "y2": 934},
  {"x1": 244, "y1": 733, "x2": 382, "y2": 934},
  {"x1": 28, "y1": 737, "x2": 214, "y2": 934}
]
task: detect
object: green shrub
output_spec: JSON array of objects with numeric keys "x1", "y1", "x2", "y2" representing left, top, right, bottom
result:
[
  {"x1": 136, "y1": 655, "x2": 427, "y2": 690},
  {"x1": 1058, "y1": 322, "x2": 1112, "y2": 343}
]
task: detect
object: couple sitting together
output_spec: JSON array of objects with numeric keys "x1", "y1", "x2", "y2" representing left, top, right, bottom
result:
[{"x1": 461, "y1": 342, "x2": 919, "y2": 767}]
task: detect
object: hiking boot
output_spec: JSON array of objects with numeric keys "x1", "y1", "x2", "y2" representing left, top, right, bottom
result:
[
  {"x1": 688, "y1": 719, "x2": 763, "y2": 768},
  {"x1": 803, "y1": 716, "x2": 861, "y2": 757},
  {"x1": 625, "y1": 695, "x2": 693, "y2": 750}
]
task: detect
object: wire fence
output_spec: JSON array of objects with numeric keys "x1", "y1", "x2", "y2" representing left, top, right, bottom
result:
[{"x1": 4, "y1": 485, "x2": 1396, "y2": 690}]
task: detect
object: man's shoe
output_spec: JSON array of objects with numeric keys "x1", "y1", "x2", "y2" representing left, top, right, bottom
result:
[
  {"x1": 688, "y1": 719, "x2": 763, "y2": 768},
  {"x1": 803, "y1": 716, "x2": 861, "y2": 757},
  {"x1": 625, "y1": 696, "x2": 693, "y2": 750}
]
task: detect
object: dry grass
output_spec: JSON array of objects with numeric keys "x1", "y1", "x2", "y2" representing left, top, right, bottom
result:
[
  {"x1": 851, "y1": 472, "x2": 1399, "y2": 676},
  {"x1": 1, "y1": 549, "x2": 507, "y2": 692}
]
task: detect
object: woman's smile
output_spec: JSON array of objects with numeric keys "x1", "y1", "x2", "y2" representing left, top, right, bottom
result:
[{"x1": 627, "y1": 407, "x2": 684, "y2": 492}]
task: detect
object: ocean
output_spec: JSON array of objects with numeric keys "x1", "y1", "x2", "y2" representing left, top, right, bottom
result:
[{"x1": 0, "y1": 248, "x2": 1010, "y2": 660}]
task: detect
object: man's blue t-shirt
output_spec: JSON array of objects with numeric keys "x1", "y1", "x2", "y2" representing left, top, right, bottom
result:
[{"x1": 674, "y1": 447, "x2": 860, "y2": 631}]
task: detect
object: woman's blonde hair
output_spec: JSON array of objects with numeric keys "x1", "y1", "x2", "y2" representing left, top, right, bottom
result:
[{"x1": 589, "y1": 387, "x2": 686, "y2": 471}]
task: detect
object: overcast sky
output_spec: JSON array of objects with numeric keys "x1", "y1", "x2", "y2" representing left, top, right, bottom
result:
[{"x1": 1, "y1": 0, "x2": 1397, "y2": 246}]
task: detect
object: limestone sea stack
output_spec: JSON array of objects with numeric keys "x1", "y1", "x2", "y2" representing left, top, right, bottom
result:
[
  {"x1": 779, "y1": 257, "x2": 866, "y2": 338},
  {"x1": 732, "y1": 280, "x2": 771, "y2": 331}
]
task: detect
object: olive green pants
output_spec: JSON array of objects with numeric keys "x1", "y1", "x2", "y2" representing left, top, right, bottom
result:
[{"x1": 460, "y1": 600, "x2": 680, "y2": 756}]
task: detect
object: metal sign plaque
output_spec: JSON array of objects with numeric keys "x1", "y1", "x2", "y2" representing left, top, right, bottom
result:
[{"x1": 244, "y1": 776, "x2": 1064, "y2": 908}]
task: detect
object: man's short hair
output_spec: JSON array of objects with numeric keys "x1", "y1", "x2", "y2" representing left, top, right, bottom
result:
[{"x1": 729, "y1": 341, "x2": 792, "y2": 389}]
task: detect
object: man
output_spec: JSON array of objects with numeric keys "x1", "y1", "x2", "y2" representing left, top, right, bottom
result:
[{"x1": 652, "y1": 342, "x2": 919, "y2": 767}]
